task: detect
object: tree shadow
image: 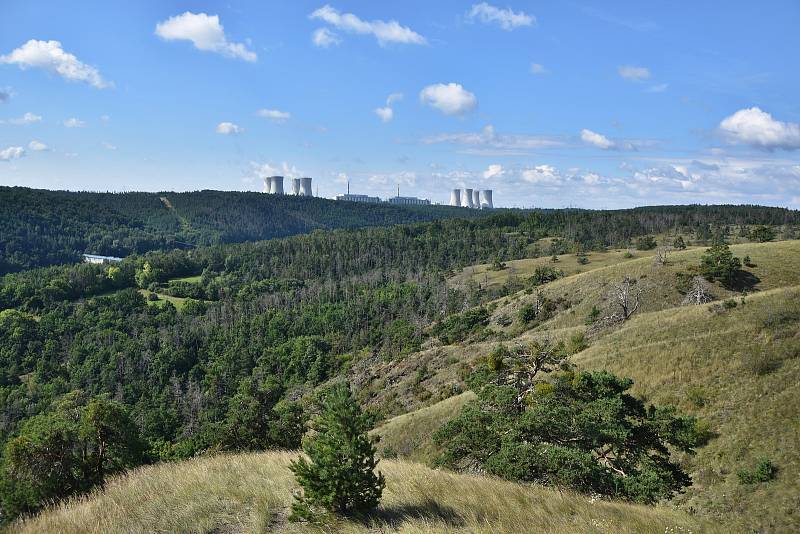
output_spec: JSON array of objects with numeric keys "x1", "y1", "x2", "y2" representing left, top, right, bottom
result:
[
  {"x1": 725, "y1": 269, "x2": 761, "y2": 291},
  {"x1": 362, "y1": 499, "x2": 464, "y2": 529}
]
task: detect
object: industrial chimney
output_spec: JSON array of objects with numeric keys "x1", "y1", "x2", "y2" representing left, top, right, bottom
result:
[
  {"x1": 463, "y1": 188, "x2": 474, "y2": 208},
  {"x1": 291, "y1": 177, "x2": 301, "y2": 195},
  {"x1": 481, "y1": 189, "x2": 493, "y2": 209},
  {"x1": 272, "y1": 176, "x2": 284, "y2": 195},
  {"x1": 299, "y1": 177, "x2": 313, "y2": 197},
  {"x1": 450, "y1": 189, "x2": 462, "y2": 207},
  {"x1": 472, "y1": 189, "x2": 481, "y2": 209}
]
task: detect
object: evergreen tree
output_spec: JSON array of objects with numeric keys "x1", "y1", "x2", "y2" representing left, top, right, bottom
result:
[
  {"x1": 699, "y1": 243, "x2": 742, "y2": 288},
  {"x1": 289, "y1": 383, "x2": 385, "y2": 521}
]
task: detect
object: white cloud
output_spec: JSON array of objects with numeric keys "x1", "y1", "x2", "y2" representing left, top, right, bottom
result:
[
  {"x1": 647, "y1": 83, "x2": 668, "y2": 93},
  {"x1": 0, "y1": 146, "x2": 25, "y2": 161},
  {"x1": 63, "y1": 117, "x2": 85, "y2": 128},
  {"x1": 2, "y1": 112, "x2": 42, "y2": 125},
  {"x1": 583, "y1": 172, "x2": 601, "y2": 185},
  {"x1": 155, "y1": 12, "x2": 257, "y2": 62},
  {"x1": 216, "y1": 121, "x2": 243, "y2": 134},
  {"x1": 483, "y1": 164, "x2": 505, "y2": 179},
  {"x1": 530, "y1": 63, "x2": 547, "y2": 74},
  {"x1": 252, "y1": 161, "x2": 303, "y2": 188},
  {"x1": 719, "y1": 107, "x2": 800, "y2": 150},
  {"x1": 467, "y1": 3, "x2": 535, "y2": 30},
  {"x1": 257, "y1": 109, "x2": 291, "y2": 122},
  {"x1": 375, "y1": 93, "x2": 403, "y2": 122},
  {"x1": 618, "y1": 65, "x2": 651, "y2": 81},
  {"x1": 374, "y1": 106, "x2": 393, "y2": 122},
  {"x1": 102, "y1": 141, "x2": 117, "y2": 150},
  {"x1": 420, "y1": 83, "x2": 477, "y2": 116},
  {"x1": 0, "y1": 40, "x2": 111, "y2": 88},
  {"x1": 28, "y1": 140, "x2": 48, "y2": 151},
  {"x1": 581, "y1": 128, "x2": 615, "y2": 149},
  {"x1": 522, "y1": 165, "x2": 561, "y2": 185},
  {"x1": 312, "y1": 27, "x2": 341, "y2": 48},
  {"x1": 423, "y1": 124, "x2": 563, "y2": 151},
  {"x1": 310, "y1": 5, "x2": 425, "y2": 46}
]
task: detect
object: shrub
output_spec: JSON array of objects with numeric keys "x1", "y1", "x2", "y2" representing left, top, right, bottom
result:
[
  {"x1": 673, "y1": 236, "x2": 687, "y2": 249},
  {"x1": 737, "y1": 458, "x2": 777, "y2": 484},
  {"x1": 749, "y1": 225, "x2": 776, "y2": 242},
  {"x1": 526, "y1": 265, "x2": 563, "y2": 287},
  {"x1": 289, "y1": 383, "x2": 385, "y2": 521},
  {"x1": 635, "y1": 236, "x2": 658, "y2": 250}
]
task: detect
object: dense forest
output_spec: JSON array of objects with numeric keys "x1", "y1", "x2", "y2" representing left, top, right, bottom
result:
[
  {"x1": 0, "y1": 204, "x2": 798, "y2": 521},
  {"x1": 0, "y1": 186, "x2": 489, "y2": 275}
]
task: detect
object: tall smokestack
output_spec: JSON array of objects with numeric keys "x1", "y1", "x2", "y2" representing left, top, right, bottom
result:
[
  {"x1": 450, "y1": 189, "x2": 461, "y2": 207},
  {"x1": 463, "y1": 188, "x2": 474, "y2": 208},
  {"x1": 481, "y1": 190, "x2": 493, "y2": 209},
  {"x1": 299, "y1": 177, "x2": 313, "y2": 197},
  {"x1": 472, "y1": 189, "x2": 481, "y2": 209}
]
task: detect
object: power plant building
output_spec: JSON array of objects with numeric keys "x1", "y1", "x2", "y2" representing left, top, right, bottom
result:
[
  {"x1": 387, "y1": 196, "x2": 431, "y2": 206},
  {"x1": 336, "y1": 193, "x2": 381, "y2": 203}
]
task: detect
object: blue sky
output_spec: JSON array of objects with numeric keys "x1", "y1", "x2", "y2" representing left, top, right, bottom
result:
[{"x1": 1, "y1": 1, "x2": 799, "y2": 208}]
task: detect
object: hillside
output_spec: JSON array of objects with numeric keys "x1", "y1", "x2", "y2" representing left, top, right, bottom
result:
[
  {"x1": 12, "y1": 451, "x2": 716, "y2": 534},
  {"x1": 0, "y1": 186, "x2": 486, "y2": 274},
  {"x1": 364, "y1": 240, "x2": 800, "y2": 532}
]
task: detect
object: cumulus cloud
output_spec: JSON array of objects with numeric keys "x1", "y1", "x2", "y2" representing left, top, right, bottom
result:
[
  {"x1": 719, "y1": 107, "x2": 800, "y2": 150},
  {"x1": 312, "y1": 27, "x2": 341, "y2": 48},
  {"x1": 581, "y1": 128, "x2": 615, "y2": 149},
  {"x1": 28, "y1": 140, "x2": 48, "y2": 151},
  {"x1": 483, "y1": 164, "x2": 505, "y2": 179},
  {"x1": 0, "y1": 146, "x2": 25, "y2": 161},
  {"x1": 374, "y1": 106, "x2": 393, "y2": 122},
  {"x1": 63, "y1": 117, "x2": 85, "y2": 128},
  {"x1": 618, "y1": 65, "x2": 650, "y2": 81},
  {"x1": 216, "y1": 121, "x2": 243, "y2": 134},
  {"x1": 374, "y1": 92, "x2": 403, "y2": 122},
  {"x1": 467, "y1": 3, "x2": 535, "y2": 30},
  {"x1": 257, "y1": 109, "x2": 291, "y2": 122},
  {"x1": 419, "y1": 83, "x2": 477, "y2": 116},
  {"x1": 2, "y1": 112, "x2": 42, "y2": 125},
  {"x1": 0, "y1": 40, "x2": 111, "y2": 88},
  {"x1": 522, "y1": 164, "x2": 562, "y2": 185},
  {"x1": 155, "y1": 12, "x2": 257, "y2": 62},
  {"x1": 310, "y1": 5, "x2": 425, "y2": 46}
]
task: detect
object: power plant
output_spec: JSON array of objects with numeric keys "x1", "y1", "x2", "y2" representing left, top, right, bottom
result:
[
  {"x1": 449, "y1": 187, "x2": 492, "y2": 209},
  {"x1": 299, "y1": 177, "x2": 313, "y2": 197},
  {"x1": 264, "y1": 176, "x2": 313, "y2": 197}
]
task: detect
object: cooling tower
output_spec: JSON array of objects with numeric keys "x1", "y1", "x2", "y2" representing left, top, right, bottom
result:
[
  {"x1": 291, "y1": 177, "x2": 301, "y2": 195},
  {"x1": 299, "y1": 177, "x2": 313, "y2": 197},
  {"x1": 272, "y1": 176, "x2": 284, "y2": 195},
  {"x1": 472, "y1": 189, "x2": 481, "y2": 209},
  {"x1": 463, "y1": 188, "x2": 474, "y2": 208},
  {"x1": 264, "y1": 176, "x2": 274, "y2": 194},
  {"x1": 450, "y1": 189, "x2": 461, "y2": 207},
  {"x1": 481, "y1": 189, "x2": 493, "y2": 209}
]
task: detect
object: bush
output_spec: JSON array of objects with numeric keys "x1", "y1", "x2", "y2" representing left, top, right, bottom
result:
[
  {"x1": 526, "y1": 265, "x2": 563, "y2": 287},
  {"x1": 289, "y1": 383, "x2": 385, "y2": 520},
  {"x1": 635, "y1": 236, "x2": 658, "y2": 250},
  {"x1": 749, "y1": 225, "x2": 776, "y2": 242},
  {"x1": 737, "y1": 457, "x2": 777, "y2": 484},
  {"x1": 432, "y1": 307, "x2": 490, "y2": 344},
  {"x1": 673, "y1": 236, "x2": 687, "y2": 249}
]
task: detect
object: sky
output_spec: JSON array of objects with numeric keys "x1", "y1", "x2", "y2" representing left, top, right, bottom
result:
[{"x1": 1, "y1": 1, "x2": 799, "y2": 209}]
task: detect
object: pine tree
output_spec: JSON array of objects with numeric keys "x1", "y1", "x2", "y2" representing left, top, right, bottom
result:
[{"x1": 289, "y1": 383, "x2": 385, "y2": 521}]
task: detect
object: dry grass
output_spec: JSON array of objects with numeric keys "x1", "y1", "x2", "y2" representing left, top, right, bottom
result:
[{"x1": 14, "y1": 451, "x2": 716, "y2": 534}]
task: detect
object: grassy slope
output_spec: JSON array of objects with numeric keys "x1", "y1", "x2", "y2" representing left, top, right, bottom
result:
[
  {"x1": 365, "y1": 240, "x2": 800, "y2": 532},
  {"x1": 14, "y1": 451, "x2": 715, "y2": 534}
]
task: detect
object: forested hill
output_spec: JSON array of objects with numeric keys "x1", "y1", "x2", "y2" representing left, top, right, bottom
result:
[{"x1": 0, "y1": 186, "x2": 489, "y2": 274}]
